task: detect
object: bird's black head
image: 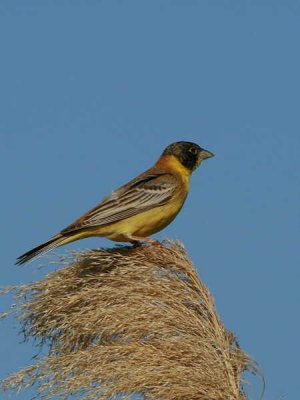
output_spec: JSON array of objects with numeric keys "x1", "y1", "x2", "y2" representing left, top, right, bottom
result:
[{"x1": 162, "y1": 141, "x2": 214, "y2": 171}]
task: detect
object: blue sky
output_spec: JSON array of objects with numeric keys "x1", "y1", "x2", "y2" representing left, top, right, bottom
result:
[{"x1": 0, "y1": 1, "x2": 299, "y2": 399}]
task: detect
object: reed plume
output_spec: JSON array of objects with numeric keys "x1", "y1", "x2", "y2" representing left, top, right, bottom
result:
[{"x1": 1, "y1": 241, "x2": 253, "y2": 399}]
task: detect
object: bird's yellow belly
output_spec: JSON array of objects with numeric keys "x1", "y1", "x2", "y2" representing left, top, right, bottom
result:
[{"x1": 87, "y1": 193, "x2": 186, "y2": 242}]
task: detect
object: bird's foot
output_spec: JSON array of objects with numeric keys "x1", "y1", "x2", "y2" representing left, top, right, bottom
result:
[
  {"x1": 132, "y1": 240, "x2": 142, "y2": 247},
  {"x1": 125, "y1": 234, "x2": 161, "y2": 246}
]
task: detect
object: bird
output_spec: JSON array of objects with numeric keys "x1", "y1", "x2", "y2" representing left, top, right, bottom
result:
[{"x1": 16, "y1": 141, "x2": 214, "y2": 265}]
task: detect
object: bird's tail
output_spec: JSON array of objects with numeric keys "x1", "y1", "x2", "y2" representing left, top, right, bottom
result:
[{"x1": 16, "y1": 234, "x2": 70, "y2": 265}]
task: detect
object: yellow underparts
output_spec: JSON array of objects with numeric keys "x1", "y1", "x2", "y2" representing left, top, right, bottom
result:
[{"x1": 90, "y1": 194, "x2": 187, "y2": 242}]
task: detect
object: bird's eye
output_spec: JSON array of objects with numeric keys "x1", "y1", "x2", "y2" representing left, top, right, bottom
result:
[{"x1": 189, "y1": 147, "x2": 198, "y2": 155}]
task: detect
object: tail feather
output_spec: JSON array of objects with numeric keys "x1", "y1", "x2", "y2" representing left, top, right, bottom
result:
[{"x1": 16, "y1": 234, "x2": 67, "y2": 265}]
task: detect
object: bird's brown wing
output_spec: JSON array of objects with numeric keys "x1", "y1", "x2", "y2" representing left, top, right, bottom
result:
[{"x1": 61, "y1": 173, "x2": 178, "y2": 233}]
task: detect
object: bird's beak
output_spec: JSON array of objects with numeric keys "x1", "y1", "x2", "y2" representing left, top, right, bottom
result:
[{"x1": 200, "y1": 149, "x2": 214, "y2": 160}]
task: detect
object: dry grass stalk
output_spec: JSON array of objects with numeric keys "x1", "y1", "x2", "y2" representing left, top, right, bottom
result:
[{"x1": 1, "y1": 241, "x2": 252, "y2": 399}]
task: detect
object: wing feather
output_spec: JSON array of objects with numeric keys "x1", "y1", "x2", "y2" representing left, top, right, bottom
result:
[{"x1": 62, "y1": 173, "x2": 177, "y2": 233}]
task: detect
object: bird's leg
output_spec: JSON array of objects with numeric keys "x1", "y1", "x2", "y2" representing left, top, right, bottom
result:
[
  {"x1": 124, "y1": 234, "x2": 161, "y2": 245},
  {"x1": 132, "y1": 240, "x2": 142, "y2": 247}
]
